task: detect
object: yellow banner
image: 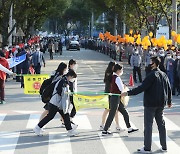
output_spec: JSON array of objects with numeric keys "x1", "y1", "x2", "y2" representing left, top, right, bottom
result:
[
  {"x1": 73, "y1": 94, "x2": 109, "y2": 110},
  {"x1": 24, "y1": 74, "x2": 49, "y2": 94}
]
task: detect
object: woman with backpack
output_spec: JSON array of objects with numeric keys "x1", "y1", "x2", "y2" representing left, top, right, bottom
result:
[
  {"x1": 34, "y1": 70, "x2": 79, "y2": 137},
  {"x1": 39, "y1": 62, "x2": 68, "y2": 121}
]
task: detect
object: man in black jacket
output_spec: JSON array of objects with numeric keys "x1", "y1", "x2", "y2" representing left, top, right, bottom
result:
[{"x1": 121, "y1": 56, "x2": 172, "y2": 153}]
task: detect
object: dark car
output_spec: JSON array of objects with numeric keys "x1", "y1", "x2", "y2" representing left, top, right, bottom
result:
[{"x1": 66, "y1": 41, "x2": 80, "y2": 51}]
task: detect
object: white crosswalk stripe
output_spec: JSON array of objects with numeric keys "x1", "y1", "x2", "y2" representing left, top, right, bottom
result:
[
  {"x1": 73, "y1": 114, "x2": 92, "y2": 129},
  {"x1": 48, "y1": 132, "x2": 72, "y2": 154},
  {"x1": 0, "y1": 131, "x2": 20, "y2": 154},
  {"x1": 0, "y1": 113, "x2": 6, "y2": 126},
  {"x1": 99, "y1": 133, "x2": 130, "y2": 154},
  {"x1": 164, "y1": 116, "x2": 180, "y2": 131},
  {"x1": 152, "y1": 133, "x2": 180, "y2": 154},
  {"x1": 26, "y1": 114, "x2": 41, "y2": 129}
]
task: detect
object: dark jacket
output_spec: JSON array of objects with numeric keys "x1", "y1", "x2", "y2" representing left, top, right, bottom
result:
[{"x1": 128, "y1": 68, "x2": 172, "y2": 107}]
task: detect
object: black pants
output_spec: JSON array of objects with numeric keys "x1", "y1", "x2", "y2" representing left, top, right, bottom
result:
[
  {"x1": 49, "y1": 51, "x2": 53, "y2": 59},
  {"x1": 70, "y1": 96, "x2": 76, "y2": 118},
  {"x1": 128, "y1": 54, "x2": 131, "y2": 65},
  {"x1": 104, "y1": 96, "x2": 131, "y2": 131},
  {"x1": 34, "y1": 63, "x2": 41, "y2": 74},
  {"x1": 38, "y1": 103, "x2": 72, "y2": 130},
  {"x1": 119, "y1": 52, "x2": 122, "y2": 61},
  {"x1": 144, "y1": 107, "x2": 166, "y2": 151},
  {"x1": 133, "y1": 66, "x2": 142, "y2": 82}
]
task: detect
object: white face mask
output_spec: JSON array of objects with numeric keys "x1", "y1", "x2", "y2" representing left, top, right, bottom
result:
[
  {"x1": 119, "y1": 70, "x2": 123, "y2": 76},
  {"x1": 167, "y1": 56, "x2": 171, "y2": 59},
  {"x1": 63, "y1": 69, "x2": 68, "y2": 75},
  {"x1": 177, "y1": 56, "x2": 180, "y2": 59},
  {"x1": 72, "y1": 65, "x2": 78, "y2": 71},
  {"x1": 69, "y1": 78, "x2": 75, "y2": 82},
  {"x1": 37, "y1": 48, "x2": 40, "y2": 51}
]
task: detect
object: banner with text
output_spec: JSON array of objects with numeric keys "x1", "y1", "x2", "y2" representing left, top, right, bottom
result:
[
  {"x1": 73, "y1": 94, "x2": 109, "y2": 111},
  {"x1": 24, "y1": 74, "x2": 49, "y2": 94},
  {"x1": 7, "y1": 54, "x2": 26, "y2": 68}
]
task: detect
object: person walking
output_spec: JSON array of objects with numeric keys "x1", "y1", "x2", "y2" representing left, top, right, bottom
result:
[
  {"x1": 121, "y1": 56, "x2": 172, "y2": 153},
  {"x1": 34, "y1": 70, "x2": 79, "y2": 137},
  {"x1": 100, "y1": 62, "x2": 121, "y2": 131},
  {"x1": 102, "y1": 64, "x2": 138, "y2": 136},
  {"x1": 32, "y1": 45, "x2": 45, "y2": 74},
  {"x1": 130, "y1": 50, "x2": 142, "y2": 83},
  {"x1": 68, "y1": 59, "x2": 78, "y2": 121},
  {"x1": 39, "y1": 62, "x2": 68, "y2": 122}
]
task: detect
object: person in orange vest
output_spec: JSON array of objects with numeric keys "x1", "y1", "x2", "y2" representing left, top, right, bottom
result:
[{"x1": 0, "y1": 50, "x2": 10, "y2": 104}]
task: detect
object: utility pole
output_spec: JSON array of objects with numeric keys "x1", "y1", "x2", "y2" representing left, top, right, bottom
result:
[
  {"x1": 114, "y1": 14, "x2": 118, "y2": 36},
  {"x1": 172, "y1": 0, "x2": 177, "y2": 44},
  {"x1": 102, "y1": 13, "x2": 105, "y2": 33},
  {"x1": 8, "y1": 3, "x2": 13, "y2": 46},
  {"x1": 91, "y1": 11, "x2": 94, "y2": 38},
  {"x1": 172, "y1": 0, "x2": 177, "y2": 32}
]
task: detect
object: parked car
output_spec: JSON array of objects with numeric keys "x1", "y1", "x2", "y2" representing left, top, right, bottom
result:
[{"x1": 66, "y1": 40, "x2": 80, "y2": 51}]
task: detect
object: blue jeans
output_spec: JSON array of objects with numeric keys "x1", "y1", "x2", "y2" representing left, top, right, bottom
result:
[
  {"x1": 167, "y1": 71, "x2": 174, "y2": 89},
  {"x1": 144, "y1": 107, "x2": 167, "y2": 151}
]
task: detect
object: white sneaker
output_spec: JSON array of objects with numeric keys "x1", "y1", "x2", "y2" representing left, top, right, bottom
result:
[
  {"x1": 60, "y1": 123, "x2": 66, "y2": 128},
  {"x1": 137, "y1": 147, "x2": 151, "y2": 153},
  {"x1": 71, "y1": 123, "x2": 78, "y2": 130},
  {"x1": 33, "y1": 125, "x2": 43, "y2": 136},
  {"x1": 67, "y1": 129, "x2": 79, "y2": 137}
]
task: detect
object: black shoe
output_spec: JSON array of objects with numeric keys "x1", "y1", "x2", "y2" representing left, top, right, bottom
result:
[
  {"x1": 101, "y1": 130, "x2": 112, "y2": 136},
  {"x1": 128, "y1": 128, "x2": 139, "y2": 134}
]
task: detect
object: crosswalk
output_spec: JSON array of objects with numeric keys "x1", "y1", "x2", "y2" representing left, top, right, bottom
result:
[{"x1": 0, "y1": 110, "x2": 180, "y2": 154}]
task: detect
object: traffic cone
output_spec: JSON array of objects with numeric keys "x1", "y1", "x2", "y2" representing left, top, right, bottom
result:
[{"x1": 129, "y1": 74, "x2": 134, "y2": 86}]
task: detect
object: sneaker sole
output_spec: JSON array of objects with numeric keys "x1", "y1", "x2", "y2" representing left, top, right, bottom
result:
[{"x1": 128, "y1": 130, "x2": 139, "y2": 134}]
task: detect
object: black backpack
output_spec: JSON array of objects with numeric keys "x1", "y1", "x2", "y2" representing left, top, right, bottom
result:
[{"x1": 40, "y1": 77, "x2": 59, "y2": 103}]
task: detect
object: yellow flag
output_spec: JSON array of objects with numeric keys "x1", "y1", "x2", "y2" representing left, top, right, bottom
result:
[
  {"x1": 24, "y1": 74, "x2": 49, "y2": 94},
  {"x1": 73, "y1": 94, "x2": 109, "y2": 110}
]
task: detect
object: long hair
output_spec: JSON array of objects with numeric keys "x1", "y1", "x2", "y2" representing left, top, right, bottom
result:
[
  {"x1": 55, "y1": 62, "x2": 67, "y2": 76},
  {"x1": 104, "y1": 61, "x2": 115, "y2": 83}
]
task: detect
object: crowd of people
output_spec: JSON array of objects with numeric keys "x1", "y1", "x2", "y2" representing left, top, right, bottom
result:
[{"x1": 81, "y1": 38, "x2": 180, "y2": 96}]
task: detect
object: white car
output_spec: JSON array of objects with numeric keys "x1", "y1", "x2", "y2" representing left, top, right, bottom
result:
[{"x1": 66, "y1": 41, "x2": 80, "y2": 51}]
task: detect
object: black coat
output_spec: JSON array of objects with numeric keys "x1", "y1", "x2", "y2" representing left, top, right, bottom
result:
[{"x1": 128, "y1": 68, "x2": 172, "y2": 107}]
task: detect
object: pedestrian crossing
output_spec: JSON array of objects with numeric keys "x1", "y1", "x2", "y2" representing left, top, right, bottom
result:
[{"x1": 0, "y1": 110, "x2": 180, "y2": 154}]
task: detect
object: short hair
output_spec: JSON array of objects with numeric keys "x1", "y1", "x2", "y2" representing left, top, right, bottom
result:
[
  {"x1": 68, "y1": 59, "x2": 76, "y2": 67},
  {"x1": 151, "y1": 56, "x2": 161, "y2": 67},
  {"x1": 66, "y1": 70, "x2": 77, "y2": 78},
  {"x1": 113, "y1": 64, "x2": 123, "y2": 72}
]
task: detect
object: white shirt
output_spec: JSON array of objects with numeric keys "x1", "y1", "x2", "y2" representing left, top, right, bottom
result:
[{"x1": 113, "y1": 72, "x2": 124, "y2": 92}]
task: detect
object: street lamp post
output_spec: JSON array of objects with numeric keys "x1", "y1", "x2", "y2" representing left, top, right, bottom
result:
[{"x1": 172, "y1": 0, "x2": 177, "y2": 32}]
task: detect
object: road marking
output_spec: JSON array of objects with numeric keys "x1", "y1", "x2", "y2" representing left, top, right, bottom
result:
[
  {"x1": 163, "y1": 116, "x2": 180, "y2": 131},
  {"x1": 0, "y1": 113, "x2": 6, "y2": 125},
  {"x1": 48, "y1": 132, "x2": 72, "y2": 154},
  {"x1": 0, "y1": 131, "x2": 20, "y2": 154},
  {"x1": 14, "y1": 110, "x2": 39, "y2": 114},
  {"x1": 26, "y1": 114, "x2": 40, "y2": 129},
  {"x1": 152, "y1": 133, "x2": 180, "y2": 154},
  {"x1": 73, "y1": 115, "x2": 92, "y2": 129},
  {"x1": 99, "y1": 133, "x2": 130, "y2": 154}
]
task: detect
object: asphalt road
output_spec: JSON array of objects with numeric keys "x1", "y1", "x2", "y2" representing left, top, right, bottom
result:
[{"x1": 0, "y1": 48, "x2": 180, "y2": 154}]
